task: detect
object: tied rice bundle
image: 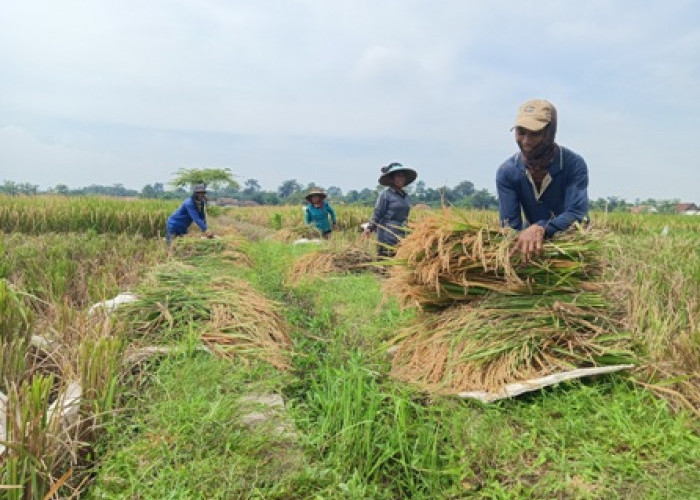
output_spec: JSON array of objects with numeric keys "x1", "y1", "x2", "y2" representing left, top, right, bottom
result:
[
  {"x1": 288, "y1": 245, "x2": 376, "y2": 284},
  {"x1": 120, "y1": 262, "x2": 291, "y2": 369},
  {"x1": 384, "y1": 209, "x2": 634, "y2": 394},
  {"x1": 383, "y1": 209, "x2": 603, "y2": 309}
]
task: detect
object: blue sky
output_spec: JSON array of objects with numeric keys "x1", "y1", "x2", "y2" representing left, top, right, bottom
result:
[{"x1": 1, "y1": 0, "x2": 698, "y2": 202}]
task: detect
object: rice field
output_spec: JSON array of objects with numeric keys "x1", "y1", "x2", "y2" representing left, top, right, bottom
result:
[{"x1": 1, "y1": 195, "x2": 698, "y2": 498}]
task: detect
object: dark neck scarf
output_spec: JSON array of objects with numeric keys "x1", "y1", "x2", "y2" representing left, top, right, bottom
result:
[
  {"x1": 191, "y1": 195, "x2": 206, "y2": 219},
  {"x1": 520, "y1": 106, "x2": 559, "y2": 172}
]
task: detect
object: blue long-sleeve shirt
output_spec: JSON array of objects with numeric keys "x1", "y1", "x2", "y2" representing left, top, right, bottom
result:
[
  {"x1": 368, "y1": 187, "x2": 411, "y2": 246},
  {"x1": 496, "y1": 146, "x2": 589, "y2": 238},
  {"x1": 166, "y1": 196, "x2": 207, "y2": 233},
  {"x1": 304, "y1": 202, "x2": 336, "y2": 233}
]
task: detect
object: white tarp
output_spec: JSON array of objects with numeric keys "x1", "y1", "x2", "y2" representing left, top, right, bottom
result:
[
  {"x1": 88, "y1": 292, "x2": 138, "y2": 315},
  {"x1": 458, "y1": 364, "x2": 635, "y2": 403}
]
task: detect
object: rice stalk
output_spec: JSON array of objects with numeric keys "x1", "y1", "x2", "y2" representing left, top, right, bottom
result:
[
  {"x1": 389, "y1": 296, "x2": 634, "y2": 394},
  {"x1": 383, "y1": 208, "x2": 604, "y2": 309},
  {"x1": 288, "y1": 243, "x2": 376, "y2": 284}
]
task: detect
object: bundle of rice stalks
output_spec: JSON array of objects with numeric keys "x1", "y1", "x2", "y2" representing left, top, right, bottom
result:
[
  {"x1": 170, "y1": 234, "x2": 251, "y2": 265},
  {"x1": 271, "y1": 224, "x2": 323, "y2": 243},
  {"x1": 389, "y1": 294, "x2": 635, "y2": 394},
  {"x1": 119, "y1": 262, "x2": 291, "y2": 369},
  {"x1": 384, "y1": 208, "x2": 634, "y2": 395},
  {"x1": 288, "y1": 244, "x2": 376, "y2": 284},
  {"x1": 383, "y1": 209, "x2": 603, "y2": 309}
]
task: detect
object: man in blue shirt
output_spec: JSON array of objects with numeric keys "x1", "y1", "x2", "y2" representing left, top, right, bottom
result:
[
  {"x1": 496, "y1": 99, "x2": 589, "y2": 261},
  {"x1": 166, "y1": 183, "x2": 214, "y2": 245}
]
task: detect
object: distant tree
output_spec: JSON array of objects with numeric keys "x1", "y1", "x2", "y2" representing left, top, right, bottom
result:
[
  {"x1": 171, "y1": 168, "x2": 238, "y2": 193},
  {"x1": 603, "y1": 196, "x2": 627, "y2": 212},
  {"x1": 1, "y1": 180, "x2": 18, "y2": 195},
  {"x1": 452, "y1": 180, "x2": 475, "y2": 199},
  {"x1": 54, "y1": 184, "x2": 70, "y2": 195},
  {"x1": 357, "y1": 188, "x2": 376, "y2": 204},
  {"x1": 345, "y1": 189, "x2": 360, "y2": 203},
  {"x1": 244, "y1": 178, "x2": 261, "y2": 194},
  {"x1": 469, "y1": 189, "x2": 498, "y2": 209},
  {"x1": 657, "y1": 199, "x2": 680, "y2": 214},
  {"x1": 141, "y1": 184, "x2": 157, "y2": 198},
  {"x1": 413, "y1": 180, "x2": 426, "y2": 201},
  {"x1": 327, "y1": 186, "x2": 343, "y2": 199},
  {"x1": 252, "y1": 191, "x2": 280, "y2": 205},
  {"x1": 14, "y1": 182, "x2": 39, "y2": 195},
  {"x1": 277, "y1": 179, "x2": 302, "y2": 199}
]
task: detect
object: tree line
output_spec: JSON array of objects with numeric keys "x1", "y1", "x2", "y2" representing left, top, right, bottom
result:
[{"x1": 0, "y1": 178, "x2": 683, "y2": 212}]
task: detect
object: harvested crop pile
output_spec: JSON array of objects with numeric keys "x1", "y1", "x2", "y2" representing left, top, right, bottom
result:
[
  {"x1": 170, "y1": 233, "x2": 251, "y2": 265},
  {"x1": 119, "y1": 262, "x2": 291, "y2": 369},
  {"x1": 384, "y1": 209, "x2": 635, "y2": 394},
  {"x1": 288, "y1": 244, "x2": 376, "y2": 284}
]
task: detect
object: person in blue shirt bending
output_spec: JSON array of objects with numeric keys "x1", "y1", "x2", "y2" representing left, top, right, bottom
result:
[
  {"x1": 304, "y1": 187, "x2": 337, "y2": 239},
  {"x1": 166, "y1": 183, "x2": 214, "y2": 246},
  {"x1": 497, "y1": 99, "x2": 589, "y2": 261}
]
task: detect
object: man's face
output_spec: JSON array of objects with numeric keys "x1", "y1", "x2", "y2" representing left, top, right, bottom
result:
[
  {"x1": 195, "y1": 191, "x2": 207, "y2": 200},
  {"x1": 515, "y1": 126, "x2": 545, "y2": 154},
  {"x1": 310, "y1": 195, "x2": 322, "y2": 204}
]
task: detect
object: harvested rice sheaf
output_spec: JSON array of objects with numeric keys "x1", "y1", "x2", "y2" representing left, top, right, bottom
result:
[
  {"x1": 385, "y1": 209, "x2": 634, "y2": 394},
  {"x1": 383, "y1": 209, "x2": 604, "y2": 309},
  {"x1": 119, "y1": 262, "x2": 291, "y2": 369},
  {"x1": 170, "y1": 233, "x2": 251, "y2": 265},
  {"x1": 389, "y1": 295, "x2": 634, "y2": 394},
  {"x1": 288, "y1": 244, "x2": 376, "y2": 284}
]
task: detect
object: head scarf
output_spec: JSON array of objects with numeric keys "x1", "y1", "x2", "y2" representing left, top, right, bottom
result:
[
  {"x1": 191, "y1": 194, "x2": 206, "y2": 220},
  {"x1": 519, "y1": 105, "x2": 559, "y2": 171}
]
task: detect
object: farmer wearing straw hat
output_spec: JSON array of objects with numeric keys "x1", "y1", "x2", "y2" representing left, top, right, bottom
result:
[
  {"x1": 497, "y1": 99, "x2": 589, "y2": 261},
  {"x1": 363, "y1": 162, "x2": 417, "y2": 257},
  {"x1": 304, "y1": 187, "x2": 337, "y2": 239},
  {"x1": 165, "y1": 183, "x2": 214, "y2": 246}
]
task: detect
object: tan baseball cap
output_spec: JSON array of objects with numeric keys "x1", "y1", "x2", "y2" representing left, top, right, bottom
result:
[{"x1": 512, "y1": 99, "x2": 553, "y2": 132}]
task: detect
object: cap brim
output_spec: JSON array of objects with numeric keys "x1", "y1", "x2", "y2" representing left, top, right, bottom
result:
[{"x1": 511, "y1": 116, "x2": 548, "y2": 132}]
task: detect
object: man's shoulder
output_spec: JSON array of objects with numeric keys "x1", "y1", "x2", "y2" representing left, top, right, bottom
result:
[
  {"x1": 560, "y1": 146, "x2": 588, "y2": 171},
  {"x1": 497, "y1": 153, "x2": 521, "y2": 176}
]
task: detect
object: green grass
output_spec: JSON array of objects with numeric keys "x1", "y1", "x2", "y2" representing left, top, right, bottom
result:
[
  {"x1": 3, "y1": 209, "x2": 696, "y2": 499},
  {"x1": 89, "y1": 353, "x2": 314, "y2": 499}
]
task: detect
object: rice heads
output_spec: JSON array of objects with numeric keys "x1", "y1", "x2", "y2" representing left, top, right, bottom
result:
[
  {"x1": 385, "y1": 209, "x2": 634, "y2": 394},
  {"x1": 119, "y1": 262, "x2": 291, "y2": 370},
  {"x1": 288, "y1": 243, "x2": 376, "y2": 284}
]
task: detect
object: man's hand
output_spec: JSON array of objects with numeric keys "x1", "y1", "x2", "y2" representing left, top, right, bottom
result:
[
  {"x1": 511, "y1": 224, "x2": 545, "y2": 262},
  {"x1": 362, "y1": 228, "x2": 372, "y2": 239},
  {"x1": 204, "y1": 230, "x2": 214, "y2": 239}
]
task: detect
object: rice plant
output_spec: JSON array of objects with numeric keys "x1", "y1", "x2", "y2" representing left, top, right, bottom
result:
[{"x1": 0, "y1": 194, "x2": 177, "y2": 236}]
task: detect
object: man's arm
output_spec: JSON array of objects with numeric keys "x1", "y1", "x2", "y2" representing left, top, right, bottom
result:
[
  {"x1": 367, "y1": 190, "x2": 389, "y2": 231},
  {"x1": 541, "y1": 156, "x2": 589, "y2": 237},
  {"x1": 496, "y1": 164, "x2": 523, "y2": 230},
  {"x1": 185, "y1": 200, "x2": 207, "y2": 232}
]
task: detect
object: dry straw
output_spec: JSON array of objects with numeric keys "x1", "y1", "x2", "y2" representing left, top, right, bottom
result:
[
  {"x1": 288, "y1": 243, "x2": 377, "y2": 284},
  {"x1": 121, "y1": 262, "x2": 291, "y2": 370},
  {"x1": 385, "y1": 208, "x2": 634, "y2": 394}
]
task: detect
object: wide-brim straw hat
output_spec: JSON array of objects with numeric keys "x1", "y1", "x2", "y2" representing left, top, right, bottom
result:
[
  {"x1": 378, "y1": 162, "x2": 417, "y2": 187},
  {"x1": 305, "y1": 187, "x2": 327, "y2": 202}
]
